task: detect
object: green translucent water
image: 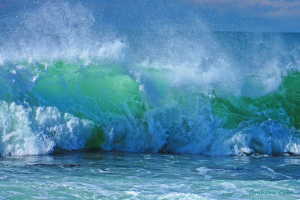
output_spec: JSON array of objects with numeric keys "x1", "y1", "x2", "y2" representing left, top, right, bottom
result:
[
  {"x1": 0, "y1": 60, "x2": 299, "y2": 155},
  {"x1": 212, "y1": 72, "x2": 300, "y2": 130}
]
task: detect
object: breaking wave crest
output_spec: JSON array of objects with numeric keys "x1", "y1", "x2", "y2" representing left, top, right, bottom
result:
[{"x1": 0, "y1": 1, "x2": 299, "y2": 156}]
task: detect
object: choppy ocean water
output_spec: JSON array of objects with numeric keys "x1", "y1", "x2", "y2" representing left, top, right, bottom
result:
[
  {"x1": 1, "y1": 151, "x2": 300, "y2": 199},
  {"x1": 0, "y1": 0, "x2": 299, "y2": 199}
]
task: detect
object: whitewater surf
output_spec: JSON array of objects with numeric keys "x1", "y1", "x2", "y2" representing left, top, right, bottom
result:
[
  {"x1": 1, "y1": 1, "x2": 300, "y2": 199},
  {"x1": 0, "y1": 1, "x2": 299, "y2": 157}
]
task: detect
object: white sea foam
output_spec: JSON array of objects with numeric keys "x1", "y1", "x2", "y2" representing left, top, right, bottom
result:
[
  {"x1": 0, "y1": 101, "x2": 94, "y2": 156},
  {"x1": 196, "y1": 167, "x2": 213, "y2": 180}
]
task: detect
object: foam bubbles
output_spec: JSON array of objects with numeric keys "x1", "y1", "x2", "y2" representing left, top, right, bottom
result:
[
  {"x1": 210, "y1": 120, "x2": 300, "y2": 156},
  {"x1": 35, "y1": 107, "x2": 94, "y2": 150},
  {"x1": 0, "y1": 101, "x2": 94, "y2": 156},
  {"x1": 0, "y1": 101, "x2": 54, "y2": 156}
]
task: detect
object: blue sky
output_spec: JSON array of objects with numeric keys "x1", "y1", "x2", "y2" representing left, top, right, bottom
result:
[{"x1": 0, "y1": 0, "x2": 299, "y2": 32}]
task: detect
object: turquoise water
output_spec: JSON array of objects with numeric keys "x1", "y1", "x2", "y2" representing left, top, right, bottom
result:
[
  {"x1": 1, "y1": 151, "x2": 300, "y2": 199},
  {"x1": 0, "y1": 1, "x2": 300, "y2": 199},
  {"x1": 0, "y1": 61, "x2": 299, "y2": 156}
]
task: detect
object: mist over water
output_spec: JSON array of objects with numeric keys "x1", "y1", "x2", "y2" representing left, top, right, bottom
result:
[{"x1": 0, "y1": 1, "x2": 299, "y2": 156}]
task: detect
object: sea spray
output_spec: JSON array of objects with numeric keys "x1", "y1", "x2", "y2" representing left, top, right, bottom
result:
[{"x1": 0, "y1": 1, "x2": 299, "y2": 156}]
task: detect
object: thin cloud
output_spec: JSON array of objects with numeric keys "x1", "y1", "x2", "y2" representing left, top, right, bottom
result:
[
  {"x1": 284, "y1": 0, "x2": 299, "y2": 2},
  {"x1": 253, "y1": 2, "x2": 281, "y2": 12},
  {"x1": 188, "y1": 0, "x2": 300, "y2": 17}
]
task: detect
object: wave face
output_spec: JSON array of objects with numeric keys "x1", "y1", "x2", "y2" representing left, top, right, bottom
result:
[{"x1": 0, "y1": 1, "x2": 299, "y2": 156}]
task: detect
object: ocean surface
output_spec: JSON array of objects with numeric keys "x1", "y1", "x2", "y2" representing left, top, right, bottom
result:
[
  {"x1": 0, "y1": 0, "x2": 299, "y2": 199},
  {"x1": 0, "y1": 151, "x2": 300, "y2": 199}
]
